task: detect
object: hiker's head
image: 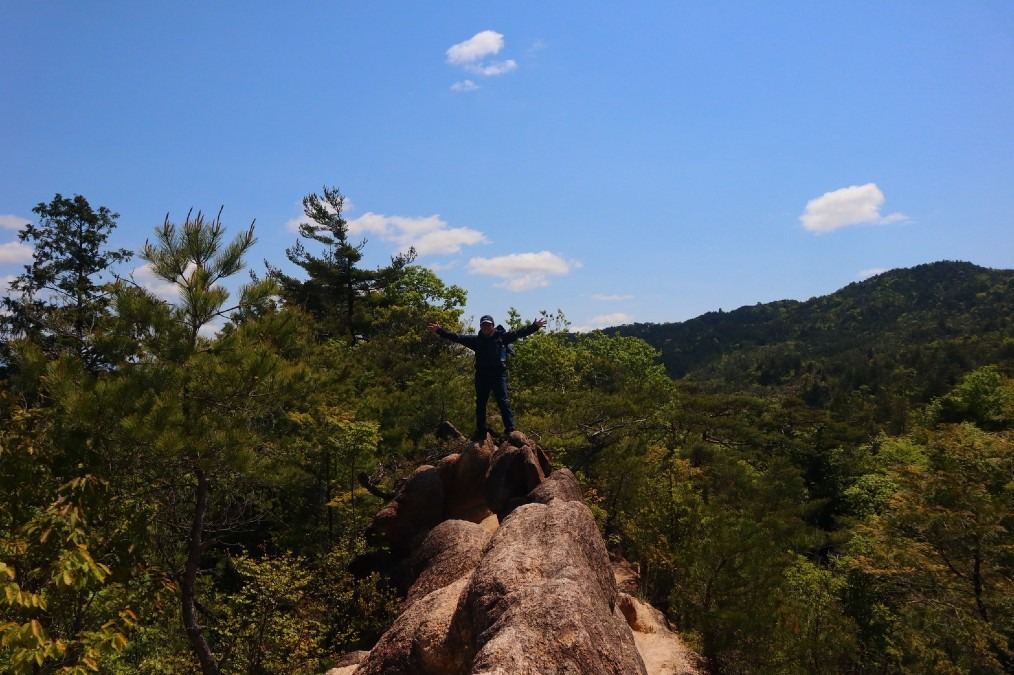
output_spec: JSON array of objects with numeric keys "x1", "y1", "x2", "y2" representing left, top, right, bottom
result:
[{"x1": 480, "y1": 315, "x2": 495, "y2": 336}]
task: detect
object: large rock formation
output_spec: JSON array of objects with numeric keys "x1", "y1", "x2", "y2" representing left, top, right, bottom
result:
[{"x1": 335, "y1": 432, "x2": 701, "y2": 675}]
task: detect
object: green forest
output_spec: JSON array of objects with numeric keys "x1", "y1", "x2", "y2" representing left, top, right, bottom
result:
[{"x1": 2, "y1": 191, "x2": 1012, "y2": 674}]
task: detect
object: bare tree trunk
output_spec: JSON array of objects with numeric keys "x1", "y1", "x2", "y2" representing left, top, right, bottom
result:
[{"x1": 182, "y1": 468, "x2": 219, "y2": 675}]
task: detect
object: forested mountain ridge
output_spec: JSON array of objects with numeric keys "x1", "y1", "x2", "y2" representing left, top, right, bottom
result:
[{"x1": 611, "y1": 261, "x2": 1014, "y2": 422}]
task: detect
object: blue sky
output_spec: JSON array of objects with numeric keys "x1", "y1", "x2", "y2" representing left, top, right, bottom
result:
[{"x1": 2, "y1": 2, "x2": 1012, "y2": 331}]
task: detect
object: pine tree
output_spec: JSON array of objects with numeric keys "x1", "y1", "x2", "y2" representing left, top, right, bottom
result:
[
  {"x1": 110, "y1": 209, "x2": 298, "y2": 674},
  {"x1": 268, "y1": 186, "x2": 415, "y2": 342},
  {"x1": 1, "y1": 193, "x2": 132, "y2": 373}
]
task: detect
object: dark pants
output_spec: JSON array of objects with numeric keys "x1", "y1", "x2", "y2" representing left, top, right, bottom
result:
[{"x1": 475, "y1": 369, "x2": 515, "y2": 435}]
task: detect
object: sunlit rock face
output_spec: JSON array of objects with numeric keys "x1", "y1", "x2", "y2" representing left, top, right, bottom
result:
[{"x1": 335, "y1": 432, "x2": 702, "y2": 675}]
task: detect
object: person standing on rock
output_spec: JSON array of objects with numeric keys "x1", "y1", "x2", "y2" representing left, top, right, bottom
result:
[{"x1": 427, "y1": 314, "x2": 547, "y2": 439}]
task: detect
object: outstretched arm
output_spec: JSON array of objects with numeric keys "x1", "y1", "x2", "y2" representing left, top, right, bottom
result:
[
  {"x1": 504, "y1": 317, "x2": 548, "y2": 343},
  {"x1": 426, "y1": 322, "x2": 477, "y2": 349}
]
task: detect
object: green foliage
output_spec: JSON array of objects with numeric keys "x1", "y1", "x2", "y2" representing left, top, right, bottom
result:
[
  {"x1": 774, "y1": 555, "x2": 859, "y2": 673},
  {"x1": 284, "y1": 408, "x2": 382, "y2": 551},
  {"x1": 337, "y1": 265, "x2": 470, "y2": 454},
  {"x1": 924, "y1": 365, "x2": 1014, "y2": 430},
  {"x1": 0, "y1": 413, "x2": 143, "y2": 673},
  {"x1": 213, "y1": 552, "x2": 323, "y2": 674},
  {"x1": 506, "y1": 324, "x2": 673, "y2": 472},
  {"x1": 106, "y1": 545, "x2": 398, "y2": 674},
  {"x1": 845, "y1": 424, "x2": 1013, "y2": 672},
  {"x1": 303, "y1": 545, "x2": 400, "y2": 657},
  {"x1": 268, "y1": 187, "x2": 470, "y2": 458},
  {"x1": 1, "y1": 193, "x2": 133, "y2": 373},
  {"x1": 615, "y1": 404, "x2": 832, "y2": 672},
  {"x1": 107, "y1": 211, "x2": 324, "y2": 673}
]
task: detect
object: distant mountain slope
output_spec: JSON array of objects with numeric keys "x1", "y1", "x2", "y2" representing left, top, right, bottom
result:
[{"x1": 611, "y1": 261, "x2": 1014, "y2": 410}]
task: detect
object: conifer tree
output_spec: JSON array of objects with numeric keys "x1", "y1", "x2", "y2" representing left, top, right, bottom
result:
[
  {"x1": 1, "y1": 193, "x2": 132, "y2": 373},
  {"x1": 111, "y1": 209, "x2": 296, "y2": 674},
  {"x1": 268, "y1": 186, "x2": 415, "y2": 342}
]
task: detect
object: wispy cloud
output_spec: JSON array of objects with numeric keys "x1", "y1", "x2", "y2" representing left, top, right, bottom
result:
[
  {"x1": 348, "y1": 213, "x2": 488, "y2": 257},
  {"x1": 466, "y1": 61, "x2": 517, "y2": 77},
  {"x1": 447, "y1": 30, "x2": 517, "y2": 91},
  {"x1": 0, "y1": 215, "x2": 30, "y2": 231},
  {"x1": 573, "y1": 312, "x2": 635, "y2": 333},
  {"x1": 467, "y1": 251, "x2": 579, "y2": 291},
  {"x1": 858, "y1": 267, "x2": 887, "y2": 280},
  {"x1": 526, "y1": 39, "x2": 548, "y2": 58},
  {"x1": 592, "y1": 293, "x2": 634, "y2": 301},
  {"x1": 427, "y1": 261, "x2": 459, "y2": 272},
  {"x1": 0, "y1": 241, "x2": 33, "y2": 264},
  {"x1": 800, "y1": 183, "x2": 908, "y2": 234},
  {"x1": 0, "y1": 214, "x2": 31, "y2": 269},
  {"x1": 1, "y1": 274, "x2": 15, "y2": 295}
]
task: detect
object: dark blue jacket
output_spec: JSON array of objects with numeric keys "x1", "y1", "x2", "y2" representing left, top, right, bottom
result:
[{"x1": 436, "y1": 322, "x2": 541, "y2": 372}]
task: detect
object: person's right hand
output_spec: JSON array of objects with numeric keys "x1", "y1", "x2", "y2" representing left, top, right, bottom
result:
[{"x1": 426, "y1": 323, "x2": 441, "y2": 332}]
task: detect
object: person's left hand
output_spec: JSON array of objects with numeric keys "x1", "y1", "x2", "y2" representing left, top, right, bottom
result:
[{"x1": 534, "y1": 318, "x2": 548, "y2": 330}]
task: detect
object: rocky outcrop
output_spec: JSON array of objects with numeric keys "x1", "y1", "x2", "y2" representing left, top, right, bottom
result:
[
  {"x1": 617, "y1": 594, "x2": 706, "y2": 675},
  {"x1": 461, "y1": 494, "x2": 645, "y2": 674},
  {"x1": 484, "y1": 431, "x2": 554, "y2": 521},
  {"x1": 367, "y1": 432, "x2": 497, "y2": 559},
  {"x1": 337, "y1": 432, "x2": 702, "y2": 675},
  {"x1": 405, "y1": 519, "x2": 490, "y2": 609}
]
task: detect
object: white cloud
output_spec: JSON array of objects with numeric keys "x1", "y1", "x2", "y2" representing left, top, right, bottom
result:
[
  {"x1": 0, "y1": 241, "x2": 33, "y2": 264},
  {"x1": 446, "y1": 30, "x2": 505, "y2": 65},
  {"x1": 0, "y1": 215, "x2": 30, "y2": 231},
  {"x1": 467, "y1": 251, "x2": 579, "y2": 291},
  {"x1": 347, "y1": 213, "x2": 488, "y2": 257},
  {"x1": 131, "y1": 263, "x2": 181, "y2": 301},
  {"x1": 800, "y1": 183, "x2": 908, "y2": 233},
  {"x1": 446, "y1": 30, "x2": 517, "y2": 85},
  {"x1": 592, "y1": 293, "x2": 634, "y2": 301},
  {"x1": 198, "y1": 317, "x2": 225, "y2": 339},
  {"x1": 284, "y1": 204, "x2": 488, "y2": 257},
  {"x1": 573, "y1": 313, "x2": 635, "y2": 333},
  {"x1": 858, "y1": 267, "x2": 887, "y2": 280}
]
